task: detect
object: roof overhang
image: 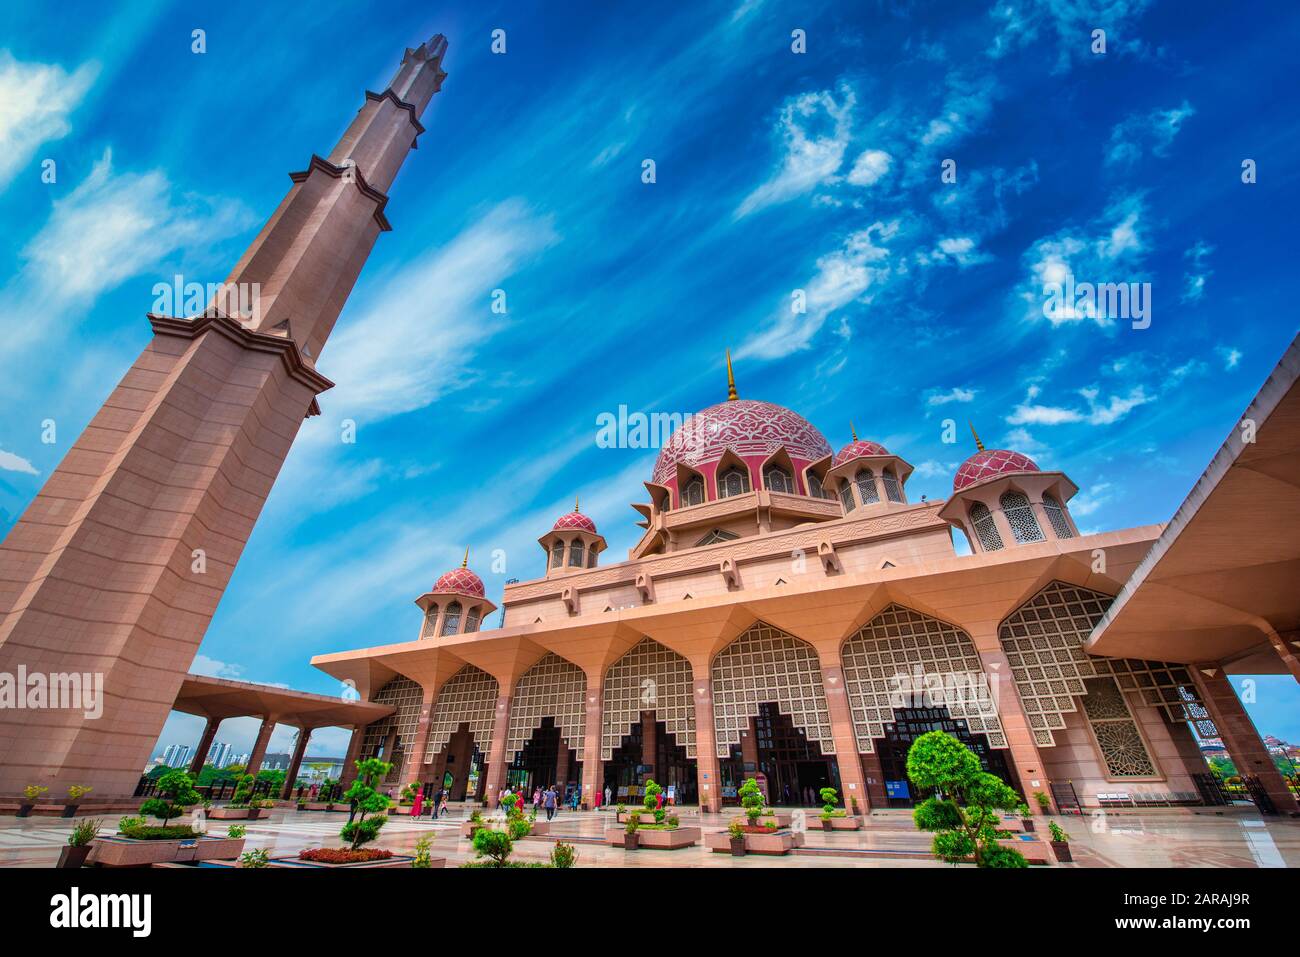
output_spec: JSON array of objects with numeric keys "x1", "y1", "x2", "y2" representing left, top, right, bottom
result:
[{"x1": 171, "y1": 674, "x2": 394, "y2": 729}]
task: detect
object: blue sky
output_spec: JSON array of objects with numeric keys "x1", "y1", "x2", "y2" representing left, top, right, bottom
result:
[{"x1": 1, "y1": 0, "x2": 1297, "y2": 758}]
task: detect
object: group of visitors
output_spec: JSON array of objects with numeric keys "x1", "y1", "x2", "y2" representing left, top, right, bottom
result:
[
  {"x1": 409, "y1": 785, "x2": 451, "y2": 819},
  {"x1": 498, "y1": 783, "x2": 573, "y2": 820}
]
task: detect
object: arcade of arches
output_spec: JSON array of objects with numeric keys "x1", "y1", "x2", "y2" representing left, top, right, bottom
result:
[{"x1": 353, "y1": 583, "x2": 1229, "y2": 812}]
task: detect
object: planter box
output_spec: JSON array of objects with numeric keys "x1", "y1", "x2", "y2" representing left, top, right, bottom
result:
[
  {"x1": 58, "y1": 846, "x2": 92, "y2": 869},
  {"x1": 997, "y1": 835, "x2": 1051, "y2": 865},
  {"x1": 304, "y1": 803, "x2": 340, "y2": 811},
  {"x1": 268, "y1": 853, "x2": 433, "y2": 869},
  {"x1": 728, "y1": 811, "x2": 792, "y2": 828},
  {"x1": 460, "y1": 821, "x2": 485, "y2": 838},
  {"x1": 88, "y1": 835, "x2": 246, "y2": 867},
  {"x1": 604, "y1": 826, "x2": 700, "y2": 849},
  {"x1": 1049, "y1": 841, "x2": 1072, "y2": 863},
  {"x1": 206, "y1": 807, "x2": 251, "y2": 820},
  {"x1": 706, "y1": 829, "x2": 798, "y2": 855},
  {"x1": 819, "y1": 816, "x2": 861, "y2": 830}
]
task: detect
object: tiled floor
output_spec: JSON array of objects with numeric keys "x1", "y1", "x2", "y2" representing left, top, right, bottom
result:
[{"x1": 3, "y1": 804, "x2": 1297, "y2": 868}]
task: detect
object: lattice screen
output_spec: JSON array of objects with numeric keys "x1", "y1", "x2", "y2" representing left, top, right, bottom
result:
[
  {"x1": 1082, "y1": 677, "x2": 1157, "y2": 776},
  {"x1": 425, "y1": 665, "x2": 499, "y2": 760},
  {"x1": 998, "y1": 581, "x2": 1216, "y2": 748},
  {"x1": 842, "y1": 604, "x2": 1007, "y2": 753},
  {"x1": 361, "y1": 675, "x2": 423, "y2": 761},
  {"x1": 506, "y1": 653, "x2": 587, "y2": 761},
  {"x1": 602, "y1": 638, "x2": 696, "y2": 759},
  {"x1": 711, "y1": 622, "x2": 834, "y2": 757}
]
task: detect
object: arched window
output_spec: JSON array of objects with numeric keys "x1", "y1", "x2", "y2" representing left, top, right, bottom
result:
[
  {"x1": 587, "y1": 546, "x2": 598, "y2": 568},
  {"x1": 695, "y1": 529, "x2": 740, "y2": 546},
  {"x1": 422, "y1": 605, "x2": 439, "y2": 638},
  {"x1": 1000, "y1": 491, "x2": 1045, "y2": 544},
  {"x1": 839, "y1": 482, "x2": 856, "y2": 513},
  {"x1": 970, "y1": 502, "x2": 1004, "y2": 552},
  {"x1": 464, "y1": 608, "x2": 481, "y2": 633},
  {"x1": 764, "y1": 466, "x2": 792, "y2": 494},
  {"x1": 549, "y1": 542, "x2": 564, "y2": 568},
  {"x1": 807, "y1": 472, "x2": 825, "y2": 499},
  {"x1": 855, "y1": 468, "x2": 880, "y2": 505},
  {"x1": 1042, "y1": 493, "x2": 1073, "y2": 539},
  {"x1": 440, "y1": 601, "x2": 462, "y2": 636},
  {"x1": 569, "y1": 540, "x2": 586, "y2": 567},
  {"x1": 660, "y1": 492, "x2": 671, "y2": 514},
  {"x1": 683, "y1": 476, "x2": 705, "y2": 507},
  {"x1": 882, "y1": 469, "x2": 903, "y2": 503},
  {"x1": 718, "y1": 466, "x2": 750, "y2": 498}
]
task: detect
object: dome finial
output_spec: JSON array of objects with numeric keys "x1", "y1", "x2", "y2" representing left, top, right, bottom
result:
[
  {"x1": 850, "y1": 421, "x2": 858, "y2": 441},
  {"x1": 574, "y1": 495, "x2": 580, "y2": 513},
  {"x1": 461, "y1": 546, "x2": 469, "y2": 568},
  {"x1": 725, "y1": 349, "x2": 738, "y2": 401},
  {"x1": 968, "y1": 420, "x2": 985, "y2": 452}
]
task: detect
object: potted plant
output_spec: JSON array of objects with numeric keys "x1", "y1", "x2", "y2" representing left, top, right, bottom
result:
[
  {"x1": 819, "y1": 786, "x2": 839, "y2": 830},
  {"x1": 727, "y1": 817, "x2": 746, "y2": 856},
  {"x1": 1033, "y1": 790, "x2": 1052, "y2": 814},
  {"x1": 738, "y1": 776, "x2": 764, "y2": 826},
  {"x1": 17, "y1": 785, "x2": 47, "y2": 817},
  {"x1": 623, "y1": 815, "x2": 639, "y2": 850},
  {"x1": 63, "y1": 785, "x2": 92, "y2": 818},
  {"x1": 551, "y1": 840, "x2": 577, "y2": 868},
  {"x1": 1048, "y1": 821, "x2": 1071, "y2": 862},
  {"x1": 59, "y1": 818, "x2": 101, "y2": 868},
  {"x1": 1017, "y1": 803, "x2": 1034, "y2": 832}
]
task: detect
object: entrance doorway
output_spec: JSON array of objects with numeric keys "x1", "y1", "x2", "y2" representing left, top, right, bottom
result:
[
  {"x1": 874, "y1": 706, "x2": 1016, "y2": 807},
  {"x1": 604, "y1": 711, "x2": 697, "y2": 805},
  {"x1": 720, "y1": 702, "x2": 840, "y2": 806},
  {"x1": 507, "y1": 716, "x2": 578, "y2": 796}
]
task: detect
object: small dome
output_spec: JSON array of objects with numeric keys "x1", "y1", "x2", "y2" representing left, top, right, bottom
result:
[
  {"x1": 553, "y1": 510, "x2": 597, "y2": 533},
  {"x1": 953, "y1": 449, "x2": 1041, "y2": 492},
  {"x1": 433, "y1": 566, "x2": 485, "y2": 598},
  {"x1": 833, "y1": 438, "x2": 890, "y2": 467}
]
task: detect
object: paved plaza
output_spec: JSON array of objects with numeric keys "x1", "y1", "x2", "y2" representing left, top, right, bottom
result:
[{"x1": 3, "y1": 804, "x2": 1296, "y2": 869}]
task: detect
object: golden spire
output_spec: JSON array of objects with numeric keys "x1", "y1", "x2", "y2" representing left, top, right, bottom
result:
[
  {"x1": 461, "y1": 546, "x2": 469, "y2": 568},
  {"x1": 968, "y1": 421, "x2": 985, "y2": 452},
  {"x1": 850, "y1": 421, "x2": 858, "y2": 441},
  {"x1": 726, "y1": 349, "x2": 738, "y2": 401},
  {"x1": 574, "y1": 495, "x2": 580, "y2": 513}
]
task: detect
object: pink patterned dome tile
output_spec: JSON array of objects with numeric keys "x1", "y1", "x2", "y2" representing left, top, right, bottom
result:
[
  {"x1": 433, "y1": 566, "x2": 485, "y2": 598},
  {"x1": 651, "y1": 399, "x2": 832, "y2": 485},
  {"x1": 832, "y1": 439, "x2": 890, "y2": 467},
  {"x1": 553, "y1": 510, "x2": 597, "y2": 533},
  {"x1": 953, "y1": 449, "x2": 1041, "y2": 492}
]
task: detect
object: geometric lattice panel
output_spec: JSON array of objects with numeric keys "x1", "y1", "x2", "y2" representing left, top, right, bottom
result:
[
  {"x1": 362, "y1": 676, "x2": 423, "y2": 765},
  {"x1": 425, "y1": 665, "x2": 499, "y2": 761},
  {"x1": 711, "y1": 622, "x2": 834, "y2": 758},
  {"x1": 1082, "y1": 678, "x2": 1157, "y2": 777},
  {"x1": 507, "y1": 653, "x2": 587, "y2": 762},
  {"x1": 842, "y1": 604, "x2": 1007, "y2": 753},
  {"x1": 998, "y1": 581, "x2": 1216, "y2": 748},
  {"x1": 602, "y1": 638, "x2": 696, "y2": 760}
]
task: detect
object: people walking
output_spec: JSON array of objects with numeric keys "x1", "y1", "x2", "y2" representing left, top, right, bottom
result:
[
  {"x1": 438, "y1": 788, "x2": 449, "y2": 818},
  {"x1": 543, "y1": 784, "x2": 558, "y2": 821},
  {"x1": 411, "y1": 786, "x2": 424, "y2": 817},
  {"x1": 532, "y1": 786, "x2": 542, "y2": 815},
  {"x1": 604, "y1": 785, "x2": 612, "y2": 807}
]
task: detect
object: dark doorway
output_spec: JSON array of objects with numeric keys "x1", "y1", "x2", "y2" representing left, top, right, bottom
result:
[
  {"x1": 507, "y1": 717, "x2": 576, "y2": 795},
  {"x1": 720, "y1": 702, "x2": 840, "y2": 806},
  {"x1": 874, "y1": 706, "x2": 1016, "y2": 807},
  {"x1": 604, "y1": 712, "x2": 697, "y2": 805}
]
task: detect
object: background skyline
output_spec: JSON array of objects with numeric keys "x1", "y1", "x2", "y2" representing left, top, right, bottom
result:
[{"x1": 0, "y1": 0, "x2": 1296, "y2": 758}]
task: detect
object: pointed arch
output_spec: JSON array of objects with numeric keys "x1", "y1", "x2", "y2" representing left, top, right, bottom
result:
[
  {"x1": 425, "y1": 665, "x2": 499, "y2": 761},
  {"x1": 506, "y1": 652, "x2": 587, "y2": 761},
  {"x1": 362, "y1": 675, "x2": 423, "y2": 763},
  {"x1": 710, "y1": 621, "x2": 834, "y2": 757},
  {"x1": 602, "y1": 638, "x2": 695, "y2": 759}
]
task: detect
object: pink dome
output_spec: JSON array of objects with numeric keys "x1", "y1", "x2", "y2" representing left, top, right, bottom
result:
[
  {"x1": 433, "y1": 566, "x2": 485, "y2": 598},
  {"x1": 833, "y1": 438, "x2": 890, "y2": 467},
  {"x1": 651, "y1": 399, "x2": 831, "y2": 485},
  {"x1": 553, "y1": 510, "x2": 597, "y2": 533},
  {"x1": 953, "y1": 449, "x2": 1041, "y2": 492}
]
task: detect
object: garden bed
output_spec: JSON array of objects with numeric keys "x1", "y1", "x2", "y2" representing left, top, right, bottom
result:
[
  {"x1": 605, "y1": 826, "x2": 700, "y2": 849},
  {"x1": 206, "y1": 806, "x2": 251, "y2": 820},
  {"x1": 705, "y1": 828, "x2": 802, "y2": 855},
  {"x1": 818, "y1": 815, "x2": 862, "y2": 830},
  {"x1": 88, "y1": 834, "x2": 245, "y2": 867},
  {"x1": 267, "y1": 852, "x2": 428, "y2": 868}
]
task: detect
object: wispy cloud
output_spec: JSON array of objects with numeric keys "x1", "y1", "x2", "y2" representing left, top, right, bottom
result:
[
  {"x1": 1007, "y1": 384, "x2": 1153, "y2": 426},
  {"x1": 0, "y1": 52, "x2": 98, "y2": 191},
  {"x1": 926, "y1": 386, "x2": 976, "y2": 406},
  {"x1": 0, "y1": 447, "x2": 38, "y2": 475},
  {"x1": 1105, "y1": 101, "x2": 1194, "y2": 169},
  {"x1": 1181, "y1": 240, "x2": 1214, "y2": 304}
]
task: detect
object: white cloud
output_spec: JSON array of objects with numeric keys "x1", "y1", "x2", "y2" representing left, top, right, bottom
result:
[
  {"x1": 846, "y1": 148, "x2": 892, "y2": 186},
  {"x1": 1069, "y1": 481, "x2": 1113, "y2": 517},
  {"x1": 736, "y1": 221, "x2": 897, "y2": 359},
  {"x1": 190, "y1": 654, "x2": 245, "y2": 679},
  {"x1": 324, "y1": 199, "x2": 558, "y2": 420},
  {"x1": 0, "y1": 447, "x2": 38, "y2": 475},
  {"x1": 1181, "y1": 240, "x2": 1214, "y2": 304},
  {"x1": 0, "y1": 52, "x2": 98, "y2": 191},
  {"x1": 1106, "y1": 102, "x2": 1194, "y2": 169},
  {"x1": 912, "y1": 459, "x2": 958, "y2": 479},
  {"x1": 1216, "y1": 345, "x2": 1242, "y2": 370},
  {"x1": 926, "y1": 387, "x2": 976, "y2": 406},
  {"x1": 735, "y1": 85, "x2": 855, "y2": 218},
  {"x1": 988, "y1": 1, "x2": 1156, "y2": 71},
  {"x1": 1007, "y1": 385, "x2": 1152, "y2": 426}
]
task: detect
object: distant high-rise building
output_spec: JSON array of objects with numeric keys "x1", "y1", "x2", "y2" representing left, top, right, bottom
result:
[
  {"x1": 207, "y1": 741, "x2": 233, "y2": 769},
  {"x1": 161, "y1": 744, "x2": 191, "y2": 768}
]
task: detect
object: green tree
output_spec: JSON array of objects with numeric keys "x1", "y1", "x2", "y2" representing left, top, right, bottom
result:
[
  {"x1": 140, "y1": 770, "x2": 202, "y2": 825},
  {"x1": 340, "y1": 757, "x2": 392, "y2": 850},
  {"x1": 738, "y1": 776, "x2": 764, "y2": 823},
  {"x1": 643, "y1": 779, "x2": 665, "y2": 824},
  {"x1": 819, "y1": 786, "x2": 839, "y2": 819},
  {"x1": 471, "y1": 826, "x2": 514, "y2": 866},
  {"x1": 907, "y1": 731, "x2": 1025, "y2": 868}
]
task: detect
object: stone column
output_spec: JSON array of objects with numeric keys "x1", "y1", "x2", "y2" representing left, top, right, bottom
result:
[
  {"x1": 482, "y1": 693, "x2": 513, "y2": 806},
  {"x1": 401, "y1": 687, "x2": 437, "y2": 785},
  {"x1": 244, "y1": 716, "x2": 277, "y2": 779},
  {"x1": 974, "y1": 642, "x2": 1055, "y2": 813},
  {"x1": 188, "y1": 717, "x2": 221, "y2": 776},
  {"x1": 338, "y1": 725, "x2": 366, "y2": 787},
  {"x1": 821, "y1": 660, "x2": 869, "y2": 814},
  {"x1": 581, "y1": 678, "x2": 603, "y2": 808},
  {"x1": 859, "y1": 749, "x2": 888, "y2": 807},
  {"x1": 555, "y1": 740, "x2": 571, "y2": 790},
  {"x1": 1193, "y1": 666, "x2": 1299, "y2": 814},
  {"x1": 281, "y1": 727, "x2": 312, "y2": 799},
  {"x1": 692, "y1": 671, "x2": 722, "y2": 813},
  {"x1": 641, "y1": 709, "x2": 658, "y2": 781}
]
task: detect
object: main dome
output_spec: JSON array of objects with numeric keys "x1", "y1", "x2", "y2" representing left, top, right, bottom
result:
[
  {"x1": 953, "y1": 449, "x2": 1041, "y2": 492},
  {"x1": 651, "y1": 399, "x2": 832, "y2": 485},
  {"x1": 433, "y1": 566, "x2": 485, "y2": 598}
]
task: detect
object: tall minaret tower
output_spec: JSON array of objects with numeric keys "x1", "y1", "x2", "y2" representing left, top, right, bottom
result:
[{"x1": 0, "y1": 37, "x2": 449, "y2": 798}]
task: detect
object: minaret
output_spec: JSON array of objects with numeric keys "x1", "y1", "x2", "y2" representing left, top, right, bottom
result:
[{"x1": 0, "y1": 37, "x2": 449, "y2": 798}]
